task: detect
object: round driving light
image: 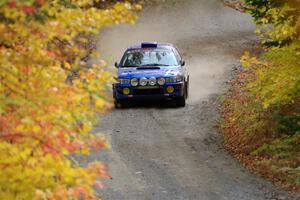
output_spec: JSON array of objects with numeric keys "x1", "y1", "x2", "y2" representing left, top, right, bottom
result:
[
  {"x1": 123, "y1": 87, "x2": 130, "y2": 95},
  {"x1": 140, "y1": 77, "x2": 148, "y2": 86},
  {"x1": 166, "y1": 86, "x2": 174, "y2": 93},
  {"x1": 149, "y1": 77, "x2": 156, "y2": 86},
  {"x1": 157, "y1": 77, "x2": 166, "y2": 85},
  {"x1": 131, "y1": 78, "x2": 138, "y2": 86}
]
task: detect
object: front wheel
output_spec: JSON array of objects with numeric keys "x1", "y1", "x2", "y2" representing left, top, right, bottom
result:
[
  {"x1": 114, "y1": 99, "x2": 129, "y2": 109},
  {"x1": 185, "y1": 78, "x2": 189, "y2": 99},
  {"x1": 176, "y1": 96, "x2": 186, "y2": 107},
  {"x1": 176, "y1": 83, "x2": 188, "y2": 107}
]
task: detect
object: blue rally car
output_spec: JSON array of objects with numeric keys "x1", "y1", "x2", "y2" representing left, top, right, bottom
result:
[{"x1": 113, "y1": 42, "x2": 189, "y2": 108}]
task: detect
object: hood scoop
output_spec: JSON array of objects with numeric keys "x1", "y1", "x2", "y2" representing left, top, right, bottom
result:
[{"x1": 136, "y1": 66, "x2": 160, "y2": 70}]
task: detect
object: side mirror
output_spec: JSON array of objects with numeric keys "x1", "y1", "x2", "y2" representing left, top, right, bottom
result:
[
  {"x1": 180, "y1": 60, "x2": 185, "y2": 66},
  {"x1": 114, "y1": 62, "x2": 119, "y2": 68}
]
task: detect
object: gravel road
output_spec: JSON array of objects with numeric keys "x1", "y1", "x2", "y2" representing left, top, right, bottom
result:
[{"x1": 88, "y1": 0, "x2": 299, "y2": 199}]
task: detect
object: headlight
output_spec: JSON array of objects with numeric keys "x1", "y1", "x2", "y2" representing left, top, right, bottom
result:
[
  {"x1": 131, "y1": 78, "x2": 138, "y2": 86},
  {"x1": 140, "y1": 77, "x2": 148, "y2": 86},
  {"x1": 149, "y1": 77, "x2": 156, "y2": 86},
  {"x1": 118, "y1": 78, "x2": 130, "y2": 84},
  {"x1": 166, "y1": 75, "x2": 183, "y2": 83},
  {"x1": 157, "y1": 77, "x2": 166, "y2": 85}
]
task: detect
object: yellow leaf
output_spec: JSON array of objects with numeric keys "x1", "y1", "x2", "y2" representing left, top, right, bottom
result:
[
  {"x1": 81, "y1": 148, "x2": 89, "y2": 155},
  {"x1": 64, "y1": 61, "x2": 71, "y2": 70},
  {"x1": 95, "y1": 99, "x2": 105, "y2": 108},
  {"x1": 263, "y1": 102, "x2": 270, "y2": 109},
  {"x1": 82, "y1": 122, "x2": 92, "y2": 132},
  {"x1": 32, "y1": 125, "x2": 41, "y2": 133}
]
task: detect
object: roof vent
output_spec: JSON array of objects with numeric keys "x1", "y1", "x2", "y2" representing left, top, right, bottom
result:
[{"x1": 141, "y1": 42, "x2": 158, "y2": 48}]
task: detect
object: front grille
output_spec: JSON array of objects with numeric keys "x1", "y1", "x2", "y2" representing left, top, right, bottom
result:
[{"x1": 133, "y1": 88, "x2": 164, "y2": 95}]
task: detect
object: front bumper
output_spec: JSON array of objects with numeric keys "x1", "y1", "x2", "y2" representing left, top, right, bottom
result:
[{"x1": 113, "y1": 82, "x2": 184, "y2": 100}]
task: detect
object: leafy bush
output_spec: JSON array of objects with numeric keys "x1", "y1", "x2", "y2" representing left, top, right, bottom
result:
[
  {"x1": 241, "y1": 0, "x2": 300, "y2": 135},
  {"x1": 245, "y1": 0, "x2": 299, "y2": 45},
  {"x1": 220, "y1": 0, "x2": 300, "y2": 190}
]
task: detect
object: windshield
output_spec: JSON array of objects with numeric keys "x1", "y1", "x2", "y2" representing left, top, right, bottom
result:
[{"x1": 120, "y1": 49, "x2": 179, "y2": 67}]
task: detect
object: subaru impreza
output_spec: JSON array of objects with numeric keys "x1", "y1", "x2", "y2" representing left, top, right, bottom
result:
[{"x1": 113, "y1": 42, "x2": 189, "y2": 108}]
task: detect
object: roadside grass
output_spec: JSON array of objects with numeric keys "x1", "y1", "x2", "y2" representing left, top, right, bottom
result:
[
  {"x1": 219, "y1": 0, "x2": 300, "y2": 192},
  {"x1": 219, "y1": 66, "x2": 300, "y2": 191}
]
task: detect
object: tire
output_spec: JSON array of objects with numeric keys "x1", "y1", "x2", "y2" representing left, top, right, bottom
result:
[
  {"x1": 185, "y1": 78, "x2": 189, "y2": 99},
  {"x1": 175, "y1": 82, "x2": 188, "y2": 107},
  {"x1": 176, "y1": 96, "x2": 186, "y2": 107},
  {"x1": 113, "y1": 86, "x2": 130, "y2": 108},
  {"x1": 114, "y1": 100, "x2": 120, "y2": 109},
  {"x1": 114, "y1": 99, "x2": 129, "y2": 109}
]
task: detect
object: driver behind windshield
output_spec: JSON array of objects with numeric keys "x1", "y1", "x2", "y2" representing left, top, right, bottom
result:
[{"x1": 121, "y1": 49, "x2": 178, "y2": 67}]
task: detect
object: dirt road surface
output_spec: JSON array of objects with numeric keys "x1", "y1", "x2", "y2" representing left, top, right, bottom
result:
[{"x1": 87, "y1": 0, "x2": 299, "y2": 199}]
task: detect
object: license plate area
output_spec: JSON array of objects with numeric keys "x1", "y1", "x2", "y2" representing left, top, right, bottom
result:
[
  {"x1": 135, "y1": 86, "x2": 161, "y2": 89},
  {"x1": 133, "y1": 86, "x2": 164, "y2": 95}
]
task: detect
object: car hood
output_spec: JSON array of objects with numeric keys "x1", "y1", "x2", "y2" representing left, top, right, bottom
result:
[{"x1": 117, "y1": 66, "x2": 183, "y2": 79}]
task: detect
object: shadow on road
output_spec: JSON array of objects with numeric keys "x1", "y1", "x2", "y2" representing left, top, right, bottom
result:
[{"x1": 115, "y1": 99, "x2": 184, "y2": 109}]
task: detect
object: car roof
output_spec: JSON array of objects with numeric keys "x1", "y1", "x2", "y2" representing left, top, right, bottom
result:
[{"x1": 126, "y1": 42, "x2": 175, "y2": 51}]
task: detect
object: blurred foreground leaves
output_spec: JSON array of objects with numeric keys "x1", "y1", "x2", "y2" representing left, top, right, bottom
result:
[{"x1": 0, "y1": 0, "x2": 141, "y2": 199}]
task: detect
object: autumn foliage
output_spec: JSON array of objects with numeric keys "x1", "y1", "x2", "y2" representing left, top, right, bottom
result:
[
  {"x1": 220, "y1": 0, "x2": 300, "y2": 191},
  {"x1": 0, "y1": 0, "x2": 140, "y2": 199}
]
